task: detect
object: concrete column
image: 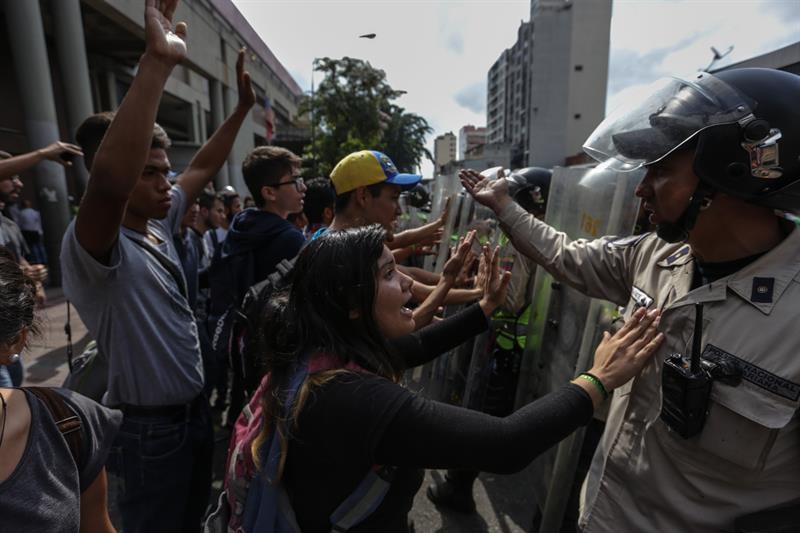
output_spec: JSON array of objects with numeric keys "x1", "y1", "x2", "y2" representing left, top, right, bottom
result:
[
  {"x1": 209, "y1": 79, "x2": 230, "y2": 188},
  {"x1": 105, "y1": 70, "x2": 119, "y2": 109},
  {"x1": 51, "y1": 0, "x2": 93, "y2": 198},
  {"x1": 4, "y1": 0, "x2": 72, "y2": 283},
  {"x1": 192, "y1": 100, "x2": 204, "y2": 145}
]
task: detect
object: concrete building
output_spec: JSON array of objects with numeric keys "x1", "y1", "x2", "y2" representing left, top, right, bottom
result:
[
  {"x1": 440, "y1": 143, "x2": 511, "y2": 176},
  {"x1": 433, "y1": 132, "x2": 457, "y2": 173},
  {"x1": 713, "y1": 41, "x2": 800, "y2": 75},
  {"x1": 0, "y1": 0, "x2": 305, "y2": 282},
  {"x1": 487, "y1": 21, "x2": 532, "y2": 168},
  {"x1": 527, "y1": 0, "x2": 612, "y2": 168},
  {"x1": 458, "y1": 125, "x2": 486, "y2": 161}
]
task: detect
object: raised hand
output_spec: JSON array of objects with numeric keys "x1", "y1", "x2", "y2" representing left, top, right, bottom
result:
[
  {"x1": 589, "y1": 307, "x2": 663, "y2": 392},
  {"x1": 235, "y1": 48, "x2": 256, "y2": 111},
  {"x1": 477, "y1": 245, "x2": 511, "y2": 316},
  {"x1": 38, "y1": 142, "x2": 83, "y2": 167},
  {"x1": 441, "y1": 230, "x2": 476, "y2": 283},
  {"x1": 144, "y1": 0, "x2": 187, "y2": 67},
  {"x1": 459, "y1": 168, "x2": 513, "y2": 214}
]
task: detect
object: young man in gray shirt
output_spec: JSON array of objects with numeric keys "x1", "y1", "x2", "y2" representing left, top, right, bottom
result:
[{"x1": 60, "y1": 2, "x2": 255, "y2": 531}]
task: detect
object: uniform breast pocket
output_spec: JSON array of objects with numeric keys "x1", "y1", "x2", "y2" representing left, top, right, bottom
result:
[{"x1": 697, "y1": 382, "x2": 798, "y2": 471}]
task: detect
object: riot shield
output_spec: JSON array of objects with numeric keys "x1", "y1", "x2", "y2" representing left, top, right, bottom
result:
[
  {"x1": 406, "y1": 172, "x2": 465, "y2": 394},
  {"x1": 414, "y1": 170, "x2": 503, "y2": 404},
  {"x1": 512, "y1": 165, "x2": 643, "y2": 532}
]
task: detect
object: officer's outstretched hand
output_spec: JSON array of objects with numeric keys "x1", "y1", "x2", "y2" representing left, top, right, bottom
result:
[
  {"x1": 579, "y1": 307, "x2": 663, "y2": 408},
  {"x1": 144, "y1": 0, "x2": 187, "y2": 67},
  {"x1": 460, "y1": 168, "x2": 513, "y2": 214}
]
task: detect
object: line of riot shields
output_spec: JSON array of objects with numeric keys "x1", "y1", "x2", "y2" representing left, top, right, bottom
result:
[{"x1": 400, "y1": 164, "x2": 645, "y2": 532}]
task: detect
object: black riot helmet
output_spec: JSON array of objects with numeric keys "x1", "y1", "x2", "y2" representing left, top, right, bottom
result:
[
  {"x1": 405, "y1": 184, "x2": 431, "y2": 209},
  {"x1": 505, "y1": 167, "x2": 552, "y2": 217},
  {"x1": 585, "y1": 68, "x2": 800, "y2": 212}
]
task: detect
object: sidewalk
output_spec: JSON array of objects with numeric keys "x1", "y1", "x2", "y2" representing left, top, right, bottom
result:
[{"x1": 21, "y1": 286, "x2": 90, "y2": 388}]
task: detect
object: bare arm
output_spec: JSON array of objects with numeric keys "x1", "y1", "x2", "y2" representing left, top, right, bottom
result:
[
  {"x1": 0, "y1": 142, "x2": 82, "y2": 179},
  {"x1": 79, "y1": 469, "x2": 116, "y2": 533},
  {"x1": 75, "y1": 0, "x2": 186, "y2": 261},
  {"x1": 387, "y1": 198, "x2": 450, "y2": 250},
  {"x1": 410, "y1": 280, "x2": 481, "y2": 305},
  {"x1": 176, "y1": 48, "x2": 255, "y2": 207},
  {"x1": 398, "y1": 264, "x2": 440, "y2": 285}
]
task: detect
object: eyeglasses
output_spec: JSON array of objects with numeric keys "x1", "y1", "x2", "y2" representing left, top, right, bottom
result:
[{"x1": 268, "y1": 176, "x2": 304, "y2": 192}]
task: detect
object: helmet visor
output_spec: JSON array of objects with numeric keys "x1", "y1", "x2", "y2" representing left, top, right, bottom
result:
[{"x1": 584, "y1": 72, "x2": 754, "y2": 171}]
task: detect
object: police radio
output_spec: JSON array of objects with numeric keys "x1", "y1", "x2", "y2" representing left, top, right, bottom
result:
[{"x1": 660, "y1": 303, "x2": 712, "y2": 438}]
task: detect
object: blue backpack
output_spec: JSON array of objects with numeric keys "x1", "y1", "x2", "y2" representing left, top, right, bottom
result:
[{"x1": 204, "y1": 354, "x2": 394, "y2": 533}]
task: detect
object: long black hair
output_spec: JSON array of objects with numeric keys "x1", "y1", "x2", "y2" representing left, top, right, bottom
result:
[
  {"x1": 254, "y1": 225, "x2": 404, "y2": 477},
  {"x1": 267, "y1": 224, "x2": 404, "y2": 379}
]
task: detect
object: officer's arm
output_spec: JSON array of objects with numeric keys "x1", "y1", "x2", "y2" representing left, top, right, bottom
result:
[
  {"x1": 497, "y1": 202, "x2": 634, "y2": 305},
  {"x1": 76, "y1": 1, "x2": 186, "y2": 261},
  {"x1": 176, "y1": 48, "x2": 255, "y2": 208}
]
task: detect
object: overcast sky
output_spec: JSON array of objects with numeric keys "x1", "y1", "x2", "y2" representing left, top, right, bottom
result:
[{"x1": 231, "y1": 0, "x2": 800, "y2": 176}]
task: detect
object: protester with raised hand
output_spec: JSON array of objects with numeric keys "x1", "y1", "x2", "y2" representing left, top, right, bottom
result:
[{"x1": 60, "y1": 1, "x2": 255, "y2": 531}]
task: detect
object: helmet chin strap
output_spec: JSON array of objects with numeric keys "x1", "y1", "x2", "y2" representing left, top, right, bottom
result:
[{"x1": 656, "y1": 186, "x2": 713, "y2": 243}]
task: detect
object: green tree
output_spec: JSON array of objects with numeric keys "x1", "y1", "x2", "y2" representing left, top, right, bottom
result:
[
  {"x1": 380, "y1": 103, "x2": 433, "y2": 174},
  {"x1": 301, "y1": 57, "x2": 432, "y2": 177}
]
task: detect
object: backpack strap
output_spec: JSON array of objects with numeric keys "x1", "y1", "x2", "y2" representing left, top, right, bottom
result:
[
  {"x1": 125, "y1": 234, "x2": 189, "y2": 299},
  {"x1": 25, "y1": 387, "x2": 84, "y2": 469},
  {"x1": 329, "y1": 464, "x2": 396, "y2": 532}
]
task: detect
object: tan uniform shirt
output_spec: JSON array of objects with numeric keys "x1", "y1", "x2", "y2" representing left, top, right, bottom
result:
[{"x1": 499, "y1": 202, "x2": 800, "y2": 532}]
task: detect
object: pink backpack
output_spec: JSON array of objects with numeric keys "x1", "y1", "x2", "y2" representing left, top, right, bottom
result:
[{"x1": 204, "y1": 354, "x2": 393, "y2": 533}]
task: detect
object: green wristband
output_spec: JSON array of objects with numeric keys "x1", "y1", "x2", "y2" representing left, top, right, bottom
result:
[{"x1": 578, "y1": 372, "x2": 609, "y2": 401}]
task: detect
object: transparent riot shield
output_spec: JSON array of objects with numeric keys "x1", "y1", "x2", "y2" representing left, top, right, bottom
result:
[
  {"x1": 406, "y1": 172, "x2": 464, "y2": 394},
  {"x1": 414, "y1": 170, "x2": 503, "y2": 404},
  {"x1": 512, "y1": 165, "x2": 644, "y2": 532},
  {"x1": 425, "y1": 173, "x2": 462, "y2": 273}
]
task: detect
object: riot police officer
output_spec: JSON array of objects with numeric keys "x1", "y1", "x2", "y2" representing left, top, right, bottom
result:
[{"x1": 461, "y1": 68, "x2": 800, "y2": 532}]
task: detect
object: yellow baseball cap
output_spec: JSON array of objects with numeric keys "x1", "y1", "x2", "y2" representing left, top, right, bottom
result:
[{"x1": 330, "y1": 150, "x2": 422, "y2": 195}]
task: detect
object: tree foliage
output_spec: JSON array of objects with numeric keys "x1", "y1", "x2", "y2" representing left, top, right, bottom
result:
[{"x1": 301, "y1": 57, "x2": 432, "y2": 177}]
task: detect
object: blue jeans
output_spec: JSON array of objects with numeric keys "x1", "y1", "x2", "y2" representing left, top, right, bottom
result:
[{"x1": 106, "y1": 396, "x2": 213, "y2": 533}]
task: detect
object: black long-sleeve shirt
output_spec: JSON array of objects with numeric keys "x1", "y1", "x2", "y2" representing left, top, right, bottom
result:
[{"x1": 284, "y1": 303, "x2": 594, "y2": 532}]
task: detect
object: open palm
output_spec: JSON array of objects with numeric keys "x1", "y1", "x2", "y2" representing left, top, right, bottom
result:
[
  {"x1": 145, "y1": 0, "x2": 187, "y2": 66},
  {"x1": 459, "y1": 168, "x2": 511, "y2": 212}
]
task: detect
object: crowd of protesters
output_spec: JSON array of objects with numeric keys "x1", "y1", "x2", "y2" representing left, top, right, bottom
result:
[{"x1": 2, "y1": 1, "x2": 800, "y2": 533}]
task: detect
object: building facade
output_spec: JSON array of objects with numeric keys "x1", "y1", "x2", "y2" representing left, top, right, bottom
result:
[
  {"x1": 487, "y1": 21, "x2": 532, "y2": 168},
  {"x1": 0, "y1": 0, "x2": 305, "y2": 281},
  {"x1": 713, "y1": 41, "x2": 800, "y2": 75},
  {"x1": 458, "y1": 125, "x2": 487, "y2": 161},
  {"x1": 433, "y1": 132, "x2": 457, "y2": 173},
  {"x1": 527, "y1": 0, "x2": 612, "y2": 168}
]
